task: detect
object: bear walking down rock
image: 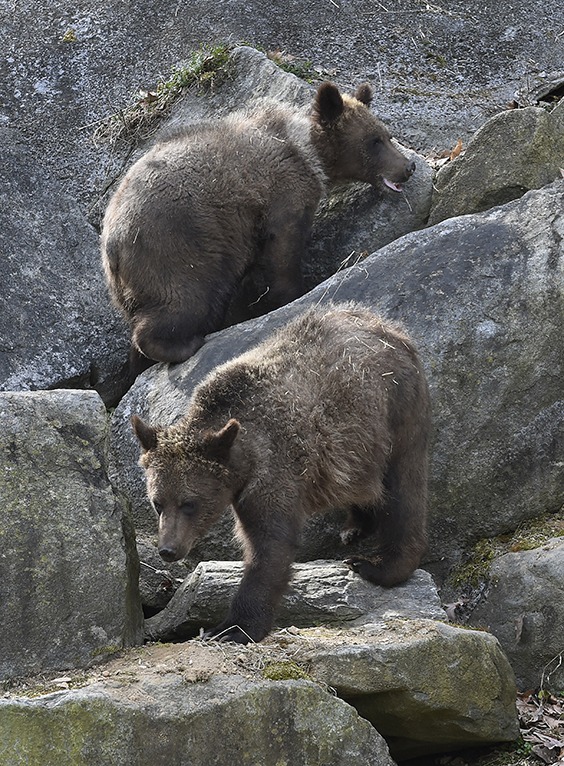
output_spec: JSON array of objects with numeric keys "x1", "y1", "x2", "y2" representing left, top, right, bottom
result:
[
  {"x1": 132, "y1": 302, "x2": 431, "y2": 644},
  {"x1": 101, "y1": 83, "x2": 415, "y2": 375}
]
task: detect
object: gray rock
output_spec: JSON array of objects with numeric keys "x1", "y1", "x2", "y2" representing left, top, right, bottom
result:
[
  {"x1": 0, "y1": 391, "x2": 143, "y2": 681},
  {"x1": 297, "y1": 619, "x2": 519, "y2": 759},
  {"x1": 305, "y1": 146, "x2": 433, "y2": 289},
  {"x1": 429, "y1": 100, "x2": 564, "y2": 224},
  {"x1": 0, "y1": 615, "x2": 518, "y2": 762},
  {"x1": 0, "y1": 674, "x2": 396, "y2": 766},
  {"x1": 109, "y1": 182, "x2": 564, "y2": 579},
  {"x1": 3, "y1": 0, "x2": 563, "y2": 187},
  {"x1": 467, "y1": 537, "x2": 564, "y2": 692},
  {"x1": 145, "y1": 561, "x2": 445, "y2": 641},
  {"x1": 0, "y1": 128, "x2": 130, "y2": 406}
]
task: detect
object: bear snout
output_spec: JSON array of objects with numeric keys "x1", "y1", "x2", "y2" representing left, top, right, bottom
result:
[
  {"x1": 158, "y1": 545, "x2": 181, "y2": 562},
  {"x1": 383, "y1": 158, "x2": 416, "y2": 193}
]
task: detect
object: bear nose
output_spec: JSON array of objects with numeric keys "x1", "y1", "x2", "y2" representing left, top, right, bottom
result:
[
  {"x1": 159, "y1": 546, "x2": 178, "y2": 562},
  {"x1": 405, "y1": 160, "x2": 416, "y2": 176}
]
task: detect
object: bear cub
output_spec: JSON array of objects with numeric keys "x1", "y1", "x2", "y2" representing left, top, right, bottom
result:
[
  {"x1": 132, "y1": 302, "x2": 431, "y2": 644},
  {"x1": 102, "y1": 82, "x2": 415, "y2": 375}
]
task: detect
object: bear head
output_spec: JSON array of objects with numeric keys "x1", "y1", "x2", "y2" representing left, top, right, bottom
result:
[
  {"x1": 312, "y1": 81, "x2": 415, "y2": 191},
  {"x1": 132, "y1": 415, "x2": 240, "y2": 562}
]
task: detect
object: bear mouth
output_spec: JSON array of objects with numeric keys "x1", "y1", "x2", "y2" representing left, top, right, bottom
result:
[{"x1": 383, "y1": 178, "x2": 404, "y2": 193}]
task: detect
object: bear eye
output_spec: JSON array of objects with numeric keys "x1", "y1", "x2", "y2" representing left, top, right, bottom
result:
[
  {"x1": 152, "y1": 500, "x2": 163, "y2": 515},
  {"x1": 370, "y1": 136, "x2": 383, "y2": 147},
  {"x1": 180, "y1": 499, "x2": 198, "y2": 516}
]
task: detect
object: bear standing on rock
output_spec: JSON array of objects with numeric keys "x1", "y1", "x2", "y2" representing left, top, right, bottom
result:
[
  {"x1": 101, "y1": 83, "x2": 415, "y2": 374},
  {"x1": 132, "y1": 303, "x2": 431, "y2": 644}
]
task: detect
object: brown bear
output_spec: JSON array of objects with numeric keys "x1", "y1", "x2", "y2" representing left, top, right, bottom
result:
[
  {"x1": 132, "y1": 302, "x2": 431, "y2": 644},
  {"x1": 101, "y1": 82, "x2": 415, "y2": 374}
]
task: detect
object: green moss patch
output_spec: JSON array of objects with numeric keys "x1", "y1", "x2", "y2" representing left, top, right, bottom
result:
[
  {"x1": 262, "y1": 660, "x2": 312, "y2": 682},
  {"x1": 450, "y1": 506, "x2": 564, "y2": 590}
]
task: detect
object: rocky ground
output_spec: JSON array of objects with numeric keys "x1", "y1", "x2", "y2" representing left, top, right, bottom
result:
[{"x1": 4, "y1": 635, "x2": 563, "y2": 766}]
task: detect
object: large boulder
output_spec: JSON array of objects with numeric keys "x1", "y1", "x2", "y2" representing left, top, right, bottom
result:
[
  {"x1": 428, "y1": 100, "x2": 564, "y2": 224},
  {"x1": 466, "y1": 537, "x2": 564, "y2": 692},
  {"x1": 109, "y1": 182, "x2": 564, "y2": 579},
  {"x1": 0, "y1": 390, "x2": 143, "y2": 681},
  {"x1": 0, "y1": 619, "x2": 518, "y2": 762},
  {"x1": 0, "y1": 666, "x2": 396, "y2": 766},
  {"x1": 299, "y1": 619, "x2": 519, "y2": 759}
]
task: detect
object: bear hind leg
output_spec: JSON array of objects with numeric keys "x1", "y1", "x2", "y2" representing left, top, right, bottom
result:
[{"x1": 345, "y1": 458, "x2": 428, "y2": 587}]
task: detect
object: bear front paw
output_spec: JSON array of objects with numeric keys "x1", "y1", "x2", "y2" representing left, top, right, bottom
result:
[{"x1": 344, "y1": 556, "x2": 385, "y2": 585}]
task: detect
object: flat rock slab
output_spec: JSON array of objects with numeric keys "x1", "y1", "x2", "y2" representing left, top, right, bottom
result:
[{"x1": 145, "y1": 561, "x2": 445, "y2": 641}]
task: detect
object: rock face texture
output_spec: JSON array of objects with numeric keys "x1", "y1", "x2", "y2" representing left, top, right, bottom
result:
[
  {"x1": 0, "y1": 390, "x2": 144, "y2": 681},
  {"x1": 0, "y1": 131, "x2": 129, "y2": 405},
  {"x1": 0, "y1": 675, "x2": 396, "y2": 766},
  {"x1": 467, "y1": 538, "x2": 564, "y2": 692},
  {"x1": 2, "y1": 0, "x2": 563, "y2": 168}
]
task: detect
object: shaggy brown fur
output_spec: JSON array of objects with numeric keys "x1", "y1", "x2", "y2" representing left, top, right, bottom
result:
[
  {"x1": 101, "y1": 83, "x2": 415, "y2": 375},
  {"x1": 132, "y1": 302, "x2": 431, "y2": 644}
]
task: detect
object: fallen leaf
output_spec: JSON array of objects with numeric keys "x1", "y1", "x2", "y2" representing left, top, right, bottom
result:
[{"x1": 449, "y1": 139, "x2": 463, "y2": 161}]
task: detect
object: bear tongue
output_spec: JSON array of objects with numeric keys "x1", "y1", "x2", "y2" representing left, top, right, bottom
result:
[{"x1": 383, "y1": 178, "x2": 403, "y2": 192}]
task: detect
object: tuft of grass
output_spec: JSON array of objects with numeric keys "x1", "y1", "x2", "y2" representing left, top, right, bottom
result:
[
  {"x1": 93, "y1": 44, "x2": 233, "y2": 148},
  {"x1": 264, "y1": 48, "x2": 319, "y2": 83},
  {"x1": 508, "y1": 511, "x2": 564, "y2": 551}
]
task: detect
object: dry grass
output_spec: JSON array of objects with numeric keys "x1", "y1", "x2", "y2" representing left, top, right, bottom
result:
[{"x1": 92, "y1": 44, "x2": 232, "y2": 151}]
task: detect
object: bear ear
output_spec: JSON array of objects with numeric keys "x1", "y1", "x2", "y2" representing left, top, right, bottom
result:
[
  {"x1": 131, "y1": 414, "x2": 158, "y2": 452},
  {"x1": 202, "y1": 418, "x2": 240, "y2": 464},
  {"x1": 354, "y1": 83, "x2": 373, "y2": 106},
  {"x1": 313, "y1": 82, "x2": 344, "y2": 125}
]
